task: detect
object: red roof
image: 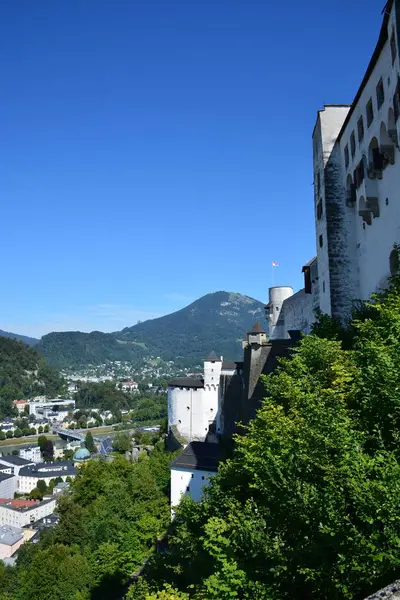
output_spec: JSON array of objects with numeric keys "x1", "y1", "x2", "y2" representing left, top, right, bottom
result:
[{"x1": 0, "y1": 498, "x2": 38, "y2": 508}]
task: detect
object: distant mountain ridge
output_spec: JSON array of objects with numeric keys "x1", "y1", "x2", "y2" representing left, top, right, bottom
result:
[
  {"x1": 0, "y1": 329, "x2": 39, "y2": 347},
  {"x1": 36, "y1": 291, "x2": 266, "y2": 369}
]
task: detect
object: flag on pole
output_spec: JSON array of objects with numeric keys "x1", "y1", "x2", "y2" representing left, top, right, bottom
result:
[{"x1": 272, "y1": 261, "x2": 279, "y2": 267}]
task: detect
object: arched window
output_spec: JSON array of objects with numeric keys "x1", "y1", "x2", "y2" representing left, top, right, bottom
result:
[
  {"x1": 380, "y1": 122, "x2": 395, "y2": 166},
  {"x1": 368, "y1": 137, "x2": 383, "y2": 176}
]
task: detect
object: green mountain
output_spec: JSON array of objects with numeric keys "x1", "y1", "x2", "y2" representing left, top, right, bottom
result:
[
  {"x1": 37, "y1": 291, "x2": 266, "y2": 369},
  {"x1": 0, "y1": 336, "x2": 66, "y2": 416},
  {"x1": 0, "y1": 329, "x2": 39, "y2": 347}
]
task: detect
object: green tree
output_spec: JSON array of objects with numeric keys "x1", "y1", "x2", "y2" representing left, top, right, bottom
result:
[
  {"x1": 0, "y1": 432, "x2": 6, "y2": 441},
  {"x1": 17, "y1": 544, "x2": 92, "y2": 600},
  {"x1": 37, "y1": 435, "x2": 47, "y2": 450},
  {"x1": 13, "y1": 428, "x2": 22, "y2": 438},
  {"x1": 38, "y1": 425, "x2": 43, "y2": 434},
  {"x1": 84, "y1": 431, "x2": 96, "y2": 454},
  {"x1": 42, "y1": 440, "x2": 54, "y2": 461},
  {"x1": 36, "y1": 480, "x2": 47, "y2": 494},
  {"x1": 112, "y1": 431, "x2": 132, "y2": 453},
  {"x1": 22, "y1": 428, "x2": 30, "y2": 436},
  {"x1": 5, "y1": 431, "x2": 12, "y2": 439},
  {"x1": 43, "y1": 424, "x2": 49, "y2": 433}
]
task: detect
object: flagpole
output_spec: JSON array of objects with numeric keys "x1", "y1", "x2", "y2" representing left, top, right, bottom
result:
[{"x1": 271, "y1": 262, "x2": 274, "y2": 287}]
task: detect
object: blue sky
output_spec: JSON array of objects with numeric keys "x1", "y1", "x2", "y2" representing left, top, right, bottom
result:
[{"x1": 0, "y1": 0, "x2": 385, "y2": 337}]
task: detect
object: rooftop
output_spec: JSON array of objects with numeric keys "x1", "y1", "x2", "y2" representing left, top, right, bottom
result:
[
  {"x1": 0, "y1": 456, "x2": 34, "y2": 466},
  {"x1": 168, "y1": 377, "x2": 204, "y2": 389},
  {"x1": 0, "y1": 473, "x2": 14, "y2": 483},
  {"x1": 206, "y1": 351, "x2": 222, "y2": 362},
  {"x1": 248, "y1": 320, "x2": 266, "y2": 334},
  {"x1": 171, "y1": 442, "x2": 221, "y2": 472},
  {"x1": 0, "y1": 498, "x2": 55, "y2": 513},
  {"x1": 0, "y1": 525, "x2": 23, "y2": 546},
  {"x1": 19, "y1": 461, "x2": 76, "y2": 478}
]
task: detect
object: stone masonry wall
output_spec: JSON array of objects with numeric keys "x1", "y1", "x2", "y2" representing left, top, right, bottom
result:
[{"x1": 325, "y1": 144, "x2": 359, "y2": 323}]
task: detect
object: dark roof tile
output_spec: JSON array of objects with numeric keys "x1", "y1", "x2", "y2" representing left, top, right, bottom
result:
[
  {"x1": 168, "y1": 377, "x2": 204, "y2": 389},
  {"x1": 171, "y1": 442, "x2": 220, "y2": 472},
  {"x1": 248, "y1": 320, "x2": 266, "y2": 334}
]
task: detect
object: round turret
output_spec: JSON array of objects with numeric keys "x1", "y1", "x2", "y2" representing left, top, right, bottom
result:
[
  {"x1": 266, "y1": 286, "x2": 294, "y2": 339},
  {"x1": 73, "y1": 447, "x2": 91, "y2": 462}
]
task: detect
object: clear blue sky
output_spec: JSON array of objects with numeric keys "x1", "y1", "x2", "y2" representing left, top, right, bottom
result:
[{"x1": 0, "y1": 0, "x2": 385, "y2": 337}]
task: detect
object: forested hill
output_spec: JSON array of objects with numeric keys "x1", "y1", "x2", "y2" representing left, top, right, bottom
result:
[
  {"x1": 36, "y1": 291, "x2": 265, "y2": 369},
  {"x1": 0, "y1": 329, "x2": 39, "y2": 347},
  {"x1": 0, "y1": 336, "x2": 66, "y2": 417}
]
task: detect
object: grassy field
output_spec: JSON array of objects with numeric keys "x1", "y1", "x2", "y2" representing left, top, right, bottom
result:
[{"x1": 0, "y1": 434, "x2": 58, "y2": 447}]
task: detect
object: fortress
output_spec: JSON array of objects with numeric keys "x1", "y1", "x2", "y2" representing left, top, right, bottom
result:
[
  {"x1": 269, "y1": 0, "x2": 400, "y2": 340},
  {"x1": 169, "y1": 0, "x2": 400, "y2": 512}
]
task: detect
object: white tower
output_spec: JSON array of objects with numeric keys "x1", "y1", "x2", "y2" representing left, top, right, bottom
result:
[{"x1": 266, "y1": 286, "x2": 294, "y2": 339}]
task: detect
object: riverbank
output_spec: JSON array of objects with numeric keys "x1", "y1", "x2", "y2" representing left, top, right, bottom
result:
[{"x1": 0, "y1": 434, "x2": 59, "y2": 447}]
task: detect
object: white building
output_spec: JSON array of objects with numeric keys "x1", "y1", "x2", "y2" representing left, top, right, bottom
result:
[
  {"x1": 18, "y1": 462, "x2": 76, "y2": 494},
  {"x1": 117, "y1": 381, "x2": 139, "y2": 392},
  {"x1": 12, "y1": 400, "x2": 28, "y2": 415},
  {"x1": 19, "y1": 446, "x2": 41, "y2": 464},
  {"x1": 0, "y1": 456, "x2": 34, "y2": 478},
  {"x1": 167, "y1": 352, "x2": 224, "y2": 444},
  {"x1": 170, "y1": 442, "x2": 219, "y2": 517},
  {"x1": 29, "y1": 399, "x2": 75, "y2": 418},
  {"x1": 267, "y1": 0, "x2": 400, "y2": 338},
  {"x1": 0, "y1": 497, "x2": 56, "y2": 528},
  {"x1": 0, "y1": 525, "x2": 25, "y2": 559},
  {"x1": 0, "y1": 474, "x2": 16, "y2": 500}
]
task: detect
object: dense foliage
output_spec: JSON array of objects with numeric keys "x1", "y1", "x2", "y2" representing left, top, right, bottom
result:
[
  {"x1": 74, "y1": 381, "x2": 167, "y2": 423},
  {"x1": 0, "y1": 440, "x2": 177, "y2": 600},
  {"x1": 36, "y1": 292, "x2": 265, "y2": 368},
  {"x1": 0, "y1": 336, "x2": 65, "y2": 417},
  {"x1": 128, "y1": 278, "x2": 400, "y2": 599}
]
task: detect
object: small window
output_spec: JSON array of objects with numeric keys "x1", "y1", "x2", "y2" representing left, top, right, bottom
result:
[
  {"x1": 319, "y1": 234, "x2": 323, "y2": 248},
  {"x1": 191, "y1": 473, "x2": 194, "y2": 478},
  {"x1": 210, "y1": 408, "x2": 213, "y2": 412},
  {"x1": 317, "y1": 171, "x2": 320, "y2": 193},
  {"x1": 275, "y1": 306, "x2": 279, "y2": 311},
  {"x1": 350, "y1": 131, "x2": 356, "y2": 157},
  {"x1": 357, "y1": 116, "x2": 364, "y2": 143},
  {"x1": 322, "y1": 281, "x2": 326, "y2": 293},
  {"x1": 186, "y1": 486, "x2": 190, "y2": 492},
  {"x1": 390, "y1": 249, "x2": 400, "y2": 275},
  {"x1": 317, "y1": 199, "x2": 323, "y2": 220},
  {"x1": 366, "y1": 98, "x2": 374, "y2": 127},
  {"x1": 391, "y1": 30, "x2": 397, "y2": 65},
  {"x1": 376, "y1": 78, "x2": 385, "y2": 109},
  {"x1": 186, "y1": 406, "x2": 190, "y2": 410},
  {"x1": 201, "y1": 476, "x2": 205, "y2": 480},
  {"x1": 344, "y1": 145, "x2": 349, "y2": 167},
  {"x1": 178, "y1": 419, "x2": 181, "y2": 424}
]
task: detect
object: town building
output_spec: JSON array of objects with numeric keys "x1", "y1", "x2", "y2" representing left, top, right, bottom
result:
[
  {"x1": 18, "y1": 461, "x2": 76, "y2": 494},
  {"x1": 12, "y1": 400, "x2": 28, "y2": 414},
  {"x1": 0, "y1": 525, "x2": 25, "y2": 559},
  {"x1": 19, "y1": 446, "x2": 41, "y2": 463},
  {"x1": 0, "y1": 473, "x2": 16, "y2": 499},
  {"x1": 117, "y1": 381, "x2": 139, "y2": 392},
  {"x1": 170, "y1": 442, "x2": 220, "y2": 516},
  {"x1": 0, "y1": 456, "x2": 34, "y2": 478},
  {"x1": 267, "y1": 0, "x2": 400, "y2": 340},
  {"x1": 28, "y1": 398, "x2": 75, "y2": 418},
  {"x1": 0, "y1": 497, "x2": 56, "y2": 528}
]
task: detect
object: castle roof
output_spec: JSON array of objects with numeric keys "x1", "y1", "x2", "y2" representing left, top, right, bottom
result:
[
  {"x1": 206, "y1": 351, "x2": 221, "y2": 362},
  {"x1": 302, "y1": 257, "x2": 317, "y2": 271},
  {"x1": 248, "y1": 320, "x2": 266, "y2": 334},
  {"x1": 171, "y1": 442, "x2": 220, "y2": 472},
  {"x1": 168, "y1": 377, "x2": 204, "y2": 389}
]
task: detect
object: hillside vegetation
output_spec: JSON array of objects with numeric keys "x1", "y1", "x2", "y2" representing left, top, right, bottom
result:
[
  {"x1": 0, "y1": 329, "x2": 39, "y2": 346},
  {"x1": 0, "y1": 336, "x2": 66, "y2": 416},
  {"x1": 37, "y1": 291, "x2": 265, "y2": 369}
]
